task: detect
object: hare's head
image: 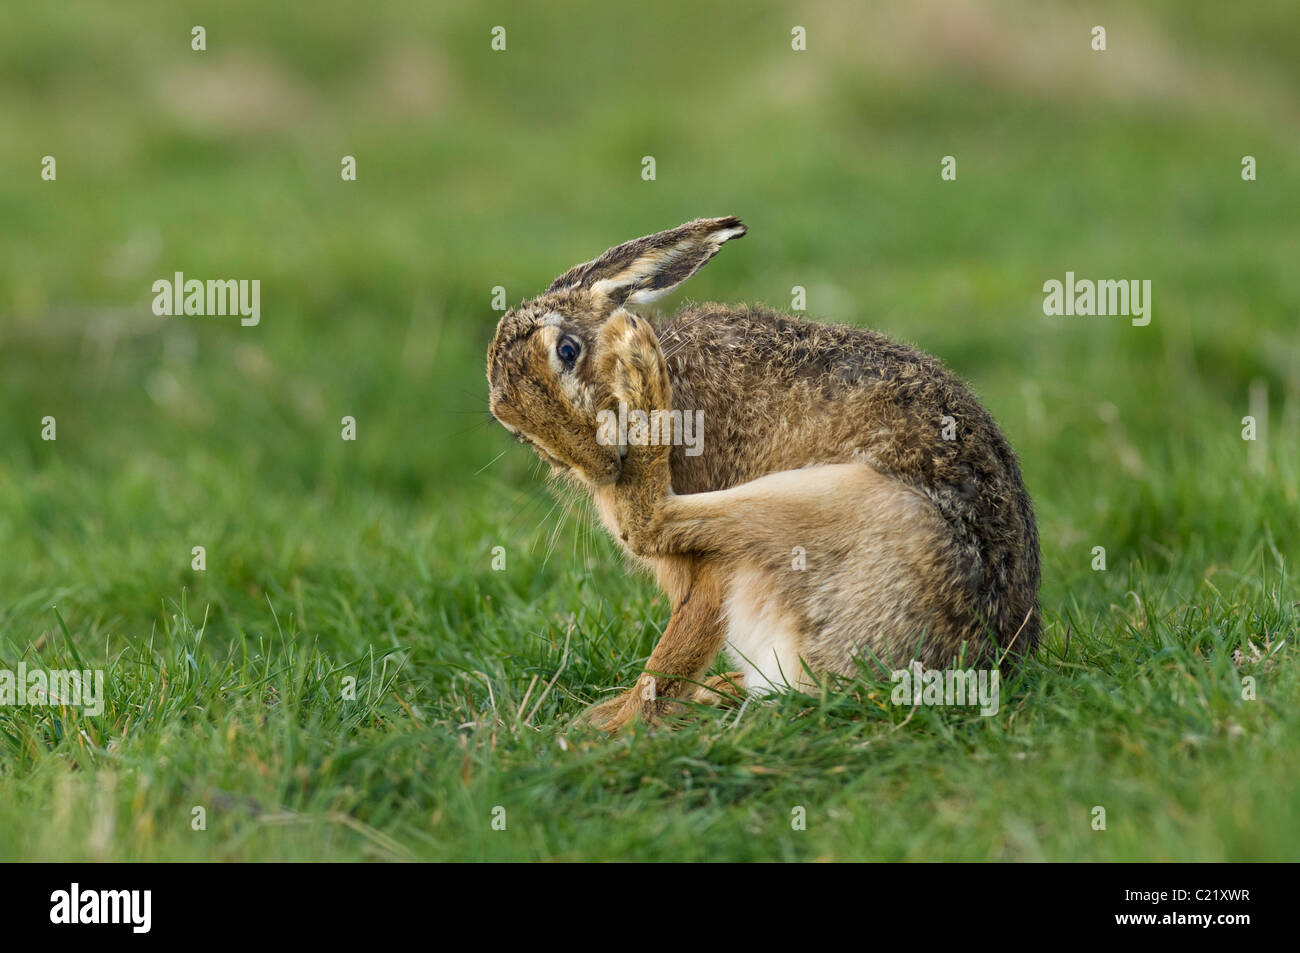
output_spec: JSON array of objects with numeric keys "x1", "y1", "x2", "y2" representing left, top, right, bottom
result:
[{"x1": 487, "y1": 216, "x2": 745, "y2": 485}]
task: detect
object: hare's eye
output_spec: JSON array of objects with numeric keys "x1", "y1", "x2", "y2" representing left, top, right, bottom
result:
[{"x1": 556, "y1": 335, "x2": 581, "y2": 369}]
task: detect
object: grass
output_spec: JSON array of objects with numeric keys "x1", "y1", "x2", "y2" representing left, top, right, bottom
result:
[{"x1": 0, "y1": 0, "x2": 1297, "y2": 861}]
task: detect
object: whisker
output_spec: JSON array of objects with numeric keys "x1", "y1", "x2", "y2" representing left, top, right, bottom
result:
[{"x1": 475, "y1": 448, "x2": 509, "y2": 475}]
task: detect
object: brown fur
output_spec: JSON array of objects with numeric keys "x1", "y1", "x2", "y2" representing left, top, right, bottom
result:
[{"x1": 487, "y1": 217, "x2": 1040, "y2": 732}]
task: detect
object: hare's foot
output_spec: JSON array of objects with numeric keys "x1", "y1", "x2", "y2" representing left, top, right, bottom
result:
[
  {"x1": 581, "y1": 670, "x2": 745, "y2": 733},
  {"x1": 597, "y1": 310, "x2": 674, "y2": 550},
  {"x1": 603, "y1": 310, "x2": 672, "y2": 423},
  {"x1": 690, "y1": 672, "x2": 747, "y2": 707},
  {"x1": 581, "y1": 560, "x2": 728, "y2": 734},
  {"x1": 580, "y1": 676, "x2": 665, "y2": 733}
]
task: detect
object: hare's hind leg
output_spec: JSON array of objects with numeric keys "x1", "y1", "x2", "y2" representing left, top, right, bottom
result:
[
  {"x1": 623, "y1": 463, "x2": 963, "y2": 677},
  {"x1": 603, "y1": 313, "x2": 963, "y2": 683},
  {"x1": 629, "y1": 463, "x2": 946, "y2": 559},
  {"x1": 581, "y1": 555, "x2": 736, "y2": 733}
]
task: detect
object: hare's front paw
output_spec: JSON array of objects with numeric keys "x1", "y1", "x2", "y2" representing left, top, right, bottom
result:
[
  {"x1": 580, "y1": 672, "x2": 745, "y2": 733},
  {"x1": 690, "y1": 672, "x2": 747, "y2": 707},
  {"x1": 580, "y1": 675, "x2": 663, "y2": 733}
]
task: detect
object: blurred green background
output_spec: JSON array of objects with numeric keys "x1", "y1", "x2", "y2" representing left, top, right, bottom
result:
[{"x1": 0, "y1": 1, "x2": 1296, "y2": 860}]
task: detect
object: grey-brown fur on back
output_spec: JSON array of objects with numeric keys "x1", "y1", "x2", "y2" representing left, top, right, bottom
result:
[{"x1": 653, "y1": 304, "x2": 1041, "y2": 662}]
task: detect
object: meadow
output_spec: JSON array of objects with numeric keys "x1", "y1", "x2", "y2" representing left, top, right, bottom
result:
[{"x1": 0, "y1": 1, "x2": 1296, "y2": 861}]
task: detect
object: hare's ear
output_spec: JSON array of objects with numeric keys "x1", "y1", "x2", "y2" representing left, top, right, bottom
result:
[{"x1": 547, "y1": 216, "x2": 746, "y2": 307}]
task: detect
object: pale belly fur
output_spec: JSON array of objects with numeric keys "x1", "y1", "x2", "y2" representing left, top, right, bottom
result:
[{"x1": 722, "y1": 564, "x2": 811, "y2": 693}]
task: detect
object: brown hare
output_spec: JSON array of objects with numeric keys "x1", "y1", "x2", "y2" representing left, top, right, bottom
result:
[{"x1": 487, "y1": 217, "x2": 1040, "y2": 732}]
